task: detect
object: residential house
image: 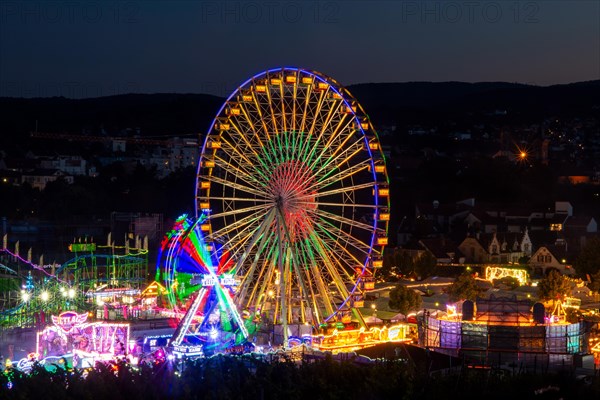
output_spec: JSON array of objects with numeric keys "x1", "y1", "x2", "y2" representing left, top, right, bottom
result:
[
  {"x1": 21, "y1": 168, "x2": 73, "y2": 190},
  {"x1": 529, "y1": 244, "x2": 575, "y2": 276},
  {"x1": 418, "y1": 237, "x2": 457, "y2": 264},
  {"x1": 458, "y1": 230, "x2": 532, "y2": 264}
]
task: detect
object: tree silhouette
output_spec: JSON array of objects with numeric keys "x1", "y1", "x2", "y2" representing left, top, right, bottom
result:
[
  {"x1": 537, "y1": 270, "x2": 572, "y2": 304},
  {"x1": 575, "y1": 237, "x2": 600, "y2": 279},
  {"x1": 388, "y1": 284, "x2": 423, "y2": 314},
  {"x1": 447, "y1": 273, "x2": 478, "y2": 302}
]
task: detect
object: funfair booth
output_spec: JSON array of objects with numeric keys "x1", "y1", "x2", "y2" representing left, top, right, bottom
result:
[
  {"x1": 37, "y1": 311, "x2": 129, "y2": 367},
  {"x1": 422, "y1": 295, "x2": 589, "y2": 367}
]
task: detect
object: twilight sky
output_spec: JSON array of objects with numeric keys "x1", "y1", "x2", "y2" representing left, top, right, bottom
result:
[{"x1": 1, "y1": 0, "x2": 599, "y2": 98}]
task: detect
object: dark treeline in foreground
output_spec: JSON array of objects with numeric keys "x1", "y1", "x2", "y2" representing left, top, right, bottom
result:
[{"x1": 1, "y1": 355, "x2": 599, "y2": 400}]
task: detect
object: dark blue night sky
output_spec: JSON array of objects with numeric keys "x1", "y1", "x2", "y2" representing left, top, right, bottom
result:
[{"x1": 1, "y1": 0, "x2": 598, "y2": 98}]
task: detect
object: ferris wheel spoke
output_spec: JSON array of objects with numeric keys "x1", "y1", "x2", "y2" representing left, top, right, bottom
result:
[
  {"x1": 229, "y1": 208, "x2": 276, "y2": 275},
  {"x1": 237, "y1": 98, "x2": 270, "y2": 149},
  {"x1": 208, "y1": 202, "x2": 273, "y2": 220},
  {"x1": 307, "y1": 165, "x2": 375, "y2": 195},
  {"x1": 208, "y1": 206, "x2": 272, "y2": 244},
  {"x1": 227, "y1": 118, "x2": 272, "y2": 176},
  {"x1": 311, "y1": 139, "x2": 367, "y2": 185},
  {"x1": 297, "y1": 180, "x2": 374, "y2": 201},
  {"x1": 277, "y1": 80, "x2": 288, "y2": 134},
  {"x1": 237, "y1": 229, "x2": 277, "y2": 307},
  {"x1": 309, "y1": 201, "x2": 378, "y2": 208},
  {"x1": 293, "y1": 237, "x2": 332, "y2": 322},
  {"x1": 249, "y1": 91, "x2": 273, "y2": 143},
  {"x1": 305, "y1": 113, "x2": 355, "y2": 172},
  {"x1": 311, "y1": 208, "x2": 375, "y2": 233},
  {"x1": 312, "y1": 131, "x2": 365, "y2": 173},
  {"x1": 306, "y1": 229, "x2": 351, "y2": 310},
  {"x1": 218, "y1": 138, "x2": 271, "y2": 184},
  {"x1": 212, "y1": 157, "x2": 265, "y2": 191},
  {"x1": 275, "y1": 210, "x2": 315, "y2": 324},
  {"x1": 264, "y1": 81, "x2": 281, "y2": 136},
  {"x1": 312, "y1": 217, "x2": 371, "y2": 265},
  {"x1": 200, "y1": 197, "x2": 270, "y2": 203},
  {"x1": 298, "y1": 83, "x2": 313, "y2": 134},
  {"x1": 302, "y1": 98, "x2": 346, "y2": 167},
  {"x1": 305, "y1": 89, "x2": 328, "y2": 138},
  {"x1": 205, "y1": 173, "x2": 268, "y2": 199},
  {"x1": 300, "y1": 234, "x2": 337, "y2": 318},
  {"x1": 213, "y1": 154, "x2": 268, "y2": 191}
]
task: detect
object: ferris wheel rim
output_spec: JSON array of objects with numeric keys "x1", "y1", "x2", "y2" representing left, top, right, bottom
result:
[{"x1": 195, "y1": 67, "x2": 389, "y2": 325}]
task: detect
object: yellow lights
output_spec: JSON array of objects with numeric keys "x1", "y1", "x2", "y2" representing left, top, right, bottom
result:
[
  {"x1": 374, "y1": 186, "x2": 389, "y2": 197},
  {"x1": 218, "y1": 123, "x2": 230, "y2": 131},
  {"x1": 550, "y1": 223, "x2": 562, "y2": 231},
  {"x1": 200, "y1": 181, "x2": 211, "y2": 189},
  {"x1": 21, "y1": 291, "x2": 30, "y2": 302},
  {"x1": 369, "y1": 142, "x2": 379, "y2": 151},
  {"x1": 371, "y1": 303, "x2": 377, "y2": 310},
  {"x1": 354, "y1": 300, "x2": 364, "y2": 308},
  {"x1": 369, "y1": 164, "x2": 386, "y2": 173},
  {"x1": 317, "y1": 82, "x2": 329, "y2": 90},
  {"x1": 68, "y1": 288, "x2": 76, "y2": 299},
  {"x1": 207, "y1": 140, "x2": 221, "y2": 149},
  {"x1": 40, "y1": 291, "x2": 49, "y2": 302},
  {"x1": 203, "y1": 160, "x2": 215, "y2": 168},
  {"x1": 360, "y1": 121, "x2": 369, "y2": 130},
  {"x1": 200, "y1": 202, "x2": 210, "y2": 210},
  {"x1": 301, "y1": 76, "x2": 313, "y2": 85},
  {"x1": 267, "y1": 289, "x2": 275, "y2": 298},
  {"x1": 255, "y1": 84, "x2": 267, "y2": 93},
  {"x1": 364, "y1": 281, "x2": 375, "y2": 290},
  {"x1": 484, "y1": 266, "x2": 528, "y2": 286},
  {"x1": 270, "y1": 78, "x2": 282, "y2": 85},
  {"x1": 378, "y1": 212, "x2": 390, "y2": 221},
  {"x1": 200, "y1": 224, "x2": 211, "y2": 232},
  {"x1": 372, "y1": 259, "x2": 383, "y2": 268},
  {"x1": 377, "y1": 236, "x2": 388, "y2": 246},
  {"x1": 242, "y1": 94, "x2": 253, "y2": 102},
  {"x1": 330, "y1": 92, "x2": 342, "y2": 100},
  {"x1": 228, "y1": 108, "x2": 241, "y2": 116},
  {"x1": 285, "y1": 75, "x2": 297, "y2": 84},
  {"x1": 515, "y1": 145, "x2": 531, "y2": 164},
  {"x1": 315, "y1": 324, "x2": 411, "y2": 353}
]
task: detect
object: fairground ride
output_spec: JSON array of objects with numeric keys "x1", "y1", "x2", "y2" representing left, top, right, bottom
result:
[
  {"x1": 0, "y1": 240, "x2": 148, "y2": 329},
  {"x1": 157, "y1": 214, "x2": 256, "y2": 357},
  {"x1": 194, "y1": 67, "x2": 390, "y2": 344}
]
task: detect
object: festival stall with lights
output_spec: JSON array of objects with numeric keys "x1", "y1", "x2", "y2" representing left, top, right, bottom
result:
[
  {"x1": 36, "y1": 310, "x2": 129, "y2": 368},
  {"x1": 422, "y1": 295, "x2": 589, "y2": 367}
]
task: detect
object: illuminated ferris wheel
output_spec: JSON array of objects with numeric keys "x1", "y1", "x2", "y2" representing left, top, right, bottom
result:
[{"x1": 195, "y1": 68, "x2": 389, "y2": 330}]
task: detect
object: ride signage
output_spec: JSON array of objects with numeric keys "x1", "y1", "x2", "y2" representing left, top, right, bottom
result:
[{"x1": 51, "y1": 311, "x2": 88, "y2": 333}]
